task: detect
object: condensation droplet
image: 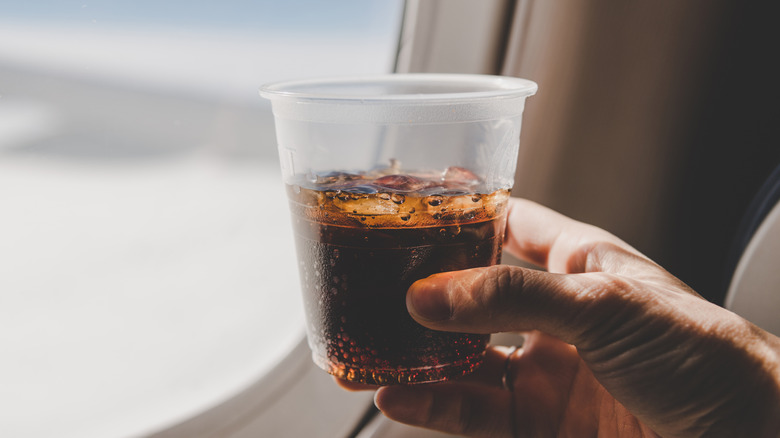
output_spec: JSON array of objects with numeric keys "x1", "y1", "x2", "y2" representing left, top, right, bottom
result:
[{"x1": 427, "y1": 196, "x2": 443, "y2": 206}]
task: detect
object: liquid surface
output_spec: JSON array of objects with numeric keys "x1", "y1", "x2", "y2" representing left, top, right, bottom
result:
[{"x1": 288, "y1": 167, "x2": 509, "y2": 385}]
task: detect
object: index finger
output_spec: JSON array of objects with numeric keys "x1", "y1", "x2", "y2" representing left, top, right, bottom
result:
[{"x1": 503, "y1": 198, "x2": 649, "y2": 274}]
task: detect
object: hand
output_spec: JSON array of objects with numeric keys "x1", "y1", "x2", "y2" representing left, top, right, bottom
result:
[{"x1": 338, "y1": 198, "x2": 780, "y2": 437}]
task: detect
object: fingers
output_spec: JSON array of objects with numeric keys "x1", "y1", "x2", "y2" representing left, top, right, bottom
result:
[
  {"x1": 335, "y1": 347, "x2": 520, "y2": 437},
  {"x1": 503, "y1": 198, "x2": 646, "y2": 274},
  {"x1": 462, "y1": 345, "x2": 520, "y2": 388},
  {"x1": 371, "y1": 333, "x2": 588, "y2": 438},
  {"x1": 374, "y1": 383, "x2": 514, "y2": 438},
  {"x1": 405, "y1": 198, "x2": 678, "y2": 343},
  {"x1": 407, "y1": 264, "x2": 644, "y2": 347}
]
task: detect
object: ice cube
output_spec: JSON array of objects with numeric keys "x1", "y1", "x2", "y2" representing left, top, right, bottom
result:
[
  {"x1": 335, "y1": 196, "x2": 400, "y2": 215},
  {"x1": 344, "y1": 184, "x2": 379, "y2": 194},
  {"x1": 315, "y1": 171, "x2": 363, "y2": 187},
  {"x1": 442, "y1": 166, "x2": 481, "y2": 186},
  {"x1": 373, "y1": 174, "x2": 427, "y2": 192}
]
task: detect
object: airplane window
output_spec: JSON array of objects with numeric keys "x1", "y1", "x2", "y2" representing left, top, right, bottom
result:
[{"x1": 0, "y1": 2, "x2": 403, "y2": 437}]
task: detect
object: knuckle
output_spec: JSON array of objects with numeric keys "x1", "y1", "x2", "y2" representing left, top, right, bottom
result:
[
  {"x1": 573, "y1": 273, "x2": 641, "y2": 323},
  {"x1": 479, "y1": 265, "x2": 521, "y2": 311},
  {"x1": 579, "y1": 241, "x2": 623, "y2": 273},
  {"x1": 577, "y1": 272, "x2": 633, "y2": 301},
  {"x1": 576, "y1": 240, "x2": 656, "y2": 276},
  {"x1": 570, "y1": 272, "x2": 646, "y2": 348},
  {"x1": 584, "y1": 241, "x2": 620, "y2": 268}
]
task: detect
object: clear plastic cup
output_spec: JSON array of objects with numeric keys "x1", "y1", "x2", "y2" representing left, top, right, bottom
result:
[{"x1": 260, "y1": 74, "x2": 537, "y2": 385}]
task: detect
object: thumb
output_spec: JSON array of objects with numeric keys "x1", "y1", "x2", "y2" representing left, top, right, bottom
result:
[{"x1": 407, "y1": 265, "x2": 638, "y2": 348}]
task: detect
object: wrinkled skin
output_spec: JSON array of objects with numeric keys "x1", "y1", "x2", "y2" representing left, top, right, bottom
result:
[{"x1": 339, "y1": 198, "x2": 780, "y2": 438}]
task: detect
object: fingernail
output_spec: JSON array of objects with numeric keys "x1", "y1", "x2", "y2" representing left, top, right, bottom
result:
[{"x1": 407, "y1": 276, "x2": 452, "y2": 321}]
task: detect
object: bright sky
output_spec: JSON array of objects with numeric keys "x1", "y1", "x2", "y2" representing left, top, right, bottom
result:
[
  {"x1": 0, "y1": 0, "x2": 402, "y2": 35},
  {"x1": 0, "y1": 1, "x2": 404, "y2": 102}
]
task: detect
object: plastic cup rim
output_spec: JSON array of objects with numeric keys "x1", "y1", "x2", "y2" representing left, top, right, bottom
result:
[{"x1": 259, "y1": 73, "x2": 538, "y2": 105}]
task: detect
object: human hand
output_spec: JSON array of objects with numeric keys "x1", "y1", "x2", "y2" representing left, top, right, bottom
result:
[{"x1": 339, "y1": 198, "x2": 780, "y2": 437}]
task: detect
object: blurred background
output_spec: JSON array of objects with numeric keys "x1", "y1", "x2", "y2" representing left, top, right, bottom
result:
[
  {"x1": 1, "y1": 1, "x2": 779, "y2": 437},
  {"x1": 0, "y1": 1, "x2": 403, "y2": 437},
  {"x1": 393, "y1": 0, "x2": 780, "y2": 306},
  {"x1": 0, "y1": 0, "x2": 402, "y2": 160}
]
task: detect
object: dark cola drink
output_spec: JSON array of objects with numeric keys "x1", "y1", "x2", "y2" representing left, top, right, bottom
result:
[{"x1": 287, "y1": 166, "x2": 510, "y2": 385}]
